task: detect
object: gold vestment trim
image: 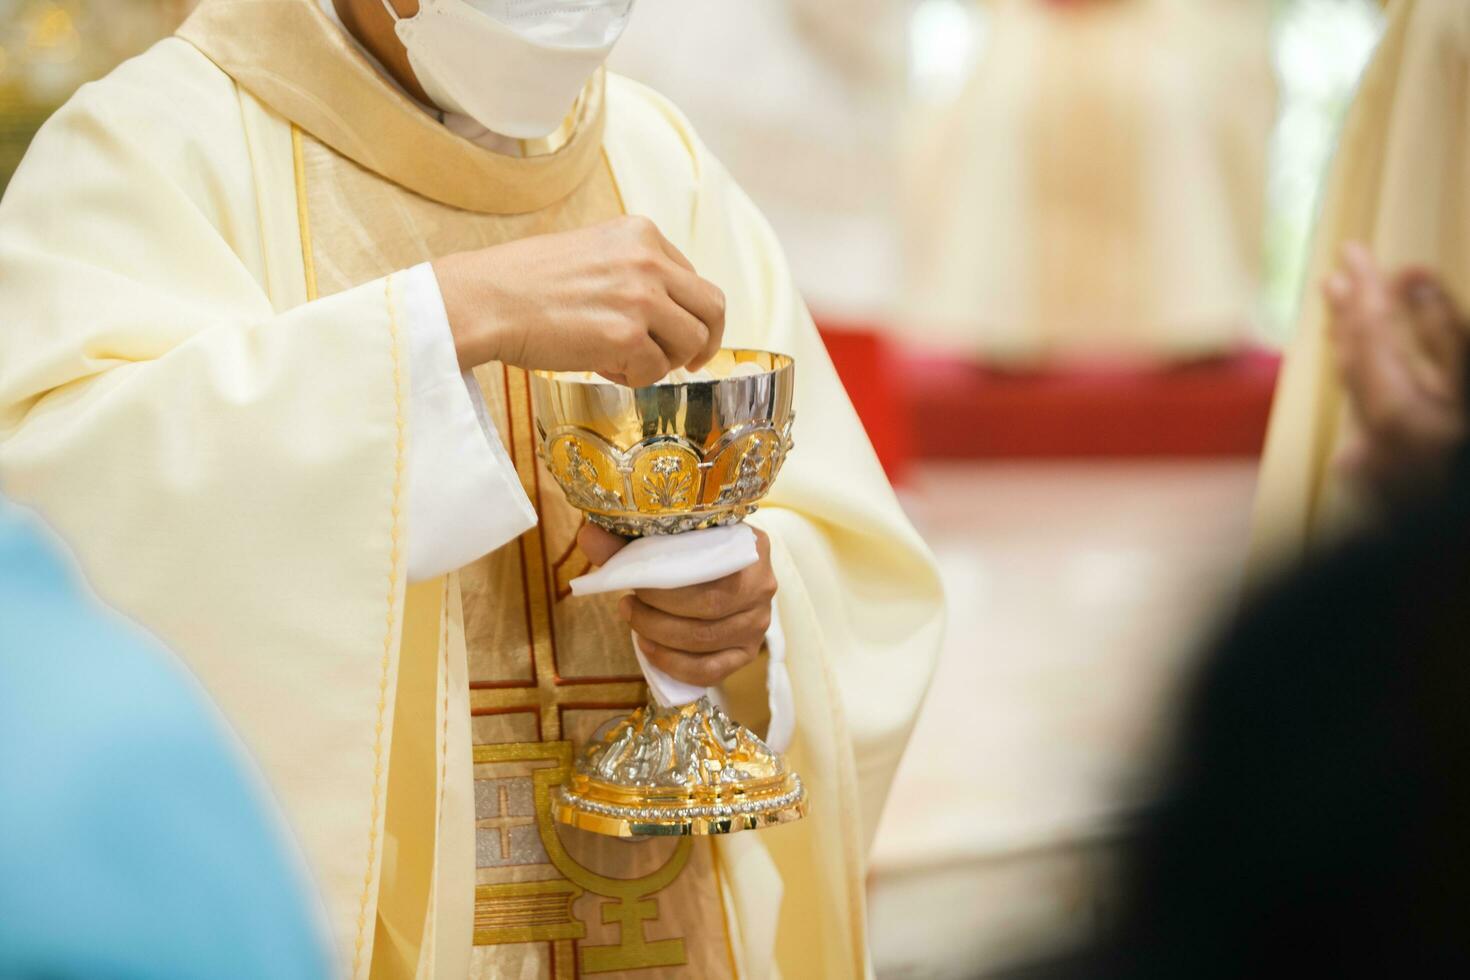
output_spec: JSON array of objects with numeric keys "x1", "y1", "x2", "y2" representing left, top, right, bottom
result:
[
  {"x1": 291, "y1": 126, "x2": 319, "y2": 301},
  {"x1": 178, "y1": 0, "x2": 607, "y2": 214},
  {"x1": 351, "y1": 274, "x2": 407, "y2": 980},
  {"x1": 293, "y1": 133, "x2": 409, "y2": 979}
]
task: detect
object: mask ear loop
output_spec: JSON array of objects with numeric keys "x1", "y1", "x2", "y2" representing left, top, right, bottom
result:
[{"x1": 374, "y1": 0, "x2": 449, "y2": 123}]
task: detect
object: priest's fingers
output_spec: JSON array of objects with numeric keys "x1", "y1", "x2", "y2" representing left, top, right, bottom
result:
[
  {"x1": 635, "y1": 219, "x2": 725, "y2": 367},
  {"x1": 632, "y1": 532, "x2": 776, "y2": 621},
  {"x1": 665, "y1": 273, "x2": 726, "y2": 368},
  {"x1": 577, "y1": 523, "x2": 629, "y2": 567},
  {"x1": 624, "y1": 213, "x2": 700, "y2": 286},
  {"x1": 649, "y1": 223, "x2": 696, "y2": 273},
  {"x1": 620, "y1": 596, "x2": 772, "y2": 654},
  {"x1": 614, "y1": 336, "x2": 672, "y2": 388},
  {"x1": 647, "y1": 297, "x2": 710, "y2": 370},
  {"x1": 634, "y1": 637, "x2": 759, "y2": 688}
]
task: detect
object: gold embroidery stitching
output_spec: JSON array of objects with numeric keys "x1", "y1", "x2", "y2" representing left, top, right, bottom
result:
[
  {"x1": 291, "y1": 126, "x2": 319, "y2": 301},
  {"x1": 351, "y1": 275, "x2": 407, "y2": 980}
]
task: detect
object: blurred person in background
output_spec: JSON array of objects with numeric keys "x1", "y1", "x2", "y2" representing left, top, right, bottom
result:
[
  {"x1": 0, "y1": 0, "x2": 944, "y2": 976},
  {"x1": 904, "y1": 0, "x2": 1275, "y2": 365},
  {"x1": 1253, "y1": 0, "x2": 1470, "y2": 568},
  {"x1": 0, "y1": 498, "x2": 331, "y2": 979},
  {"x1": 609, "y1": 0, "x2": 905, "y2": 324}
]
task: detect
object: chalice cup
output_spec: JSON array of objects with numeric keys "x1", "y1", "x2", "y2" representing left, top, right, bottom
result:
[{"x1": 530, "y1": 349, "x2": 807, "y2": 837}]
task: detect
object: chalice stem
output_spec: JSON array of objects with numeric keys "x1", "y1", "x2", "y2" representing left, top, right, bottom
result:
[
  {"x1": 631, "y1": 634, "x2": 709, "y2": 708},
  {"x1": 630, "y1": 601, "x2": 795, "y2": 755}
]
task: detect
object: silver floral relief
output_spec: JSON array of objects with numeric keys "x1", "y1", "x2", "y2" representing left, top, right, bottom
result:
[{"x1": 640, "y1": 455, "x2": 694, "y2": 509}]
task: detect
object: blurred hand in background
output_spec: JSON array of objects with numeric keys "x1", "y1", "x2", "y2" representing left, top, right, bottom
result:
[{"x1": 1324, "y1": 242, "x2": 1469, "y2": 504}]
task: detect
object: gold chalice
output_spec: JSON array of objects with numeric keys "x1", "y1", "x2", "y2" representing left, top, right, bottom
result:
[{"x1": 530, "y1": 349, "x2": 807, "y2": 837}]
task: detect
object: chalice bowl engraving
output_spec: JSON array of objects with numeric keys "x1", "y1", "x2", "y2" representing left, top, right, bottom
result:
[{"x1": 530, "y1": 349, "x2": 807, "y2": 837}]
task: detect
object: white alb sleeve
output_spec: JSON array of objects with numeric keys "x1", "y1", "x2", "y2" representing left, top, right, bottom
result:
[{"x1": 398, "y1": 262, "x2": 536, "y2": 582}]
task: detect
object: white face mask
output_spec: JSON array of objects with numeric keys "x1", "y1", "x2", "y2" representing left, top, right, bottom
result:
[{"x1": 379, "y1": 0, "x2": 633, "y2": 139}]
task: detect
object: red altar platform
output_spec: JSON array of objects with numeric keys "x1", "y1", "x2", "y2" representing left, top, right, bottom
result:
[{"x1": 815, "y1": 323, "x2": 1281, "y2": 481}]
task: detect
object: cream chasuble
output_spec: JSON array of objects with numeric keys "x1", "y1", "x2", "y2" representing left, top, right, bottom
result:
[
  {"x1": 0, "y1": 0, "x2": 945, "y2": 977},
  {"x1": 1249, "y1": 0, "x2": 1470, "y2": 572}
]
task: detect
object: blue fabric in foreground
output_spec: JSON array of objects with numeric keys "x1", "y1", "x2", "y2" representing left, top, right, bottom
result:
[{"x1": 0, "y1": 499, "x2": 331, "y2": 979}]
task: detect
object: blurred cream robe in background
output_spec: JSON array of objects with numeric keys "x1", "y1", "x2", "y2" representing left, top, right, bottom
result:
[
  {"x1": 0, "y1": 0, "x2": 945, "y2": 976},
  {"x1": 905, "y1": 0, "x2": 1275, "y2": 363},
  {"x1": 1250, "y1": 0, "x2": 1467, "y2": 570},
  {"x1": 610, "y1": 0, "x2": 905, "y2": 321}
]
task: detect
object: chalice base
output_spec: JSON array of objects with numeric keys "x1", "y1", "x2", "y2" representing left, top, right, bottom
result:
[{"x1": 554, "y1": 697, "x2": 806, "y2": 837}]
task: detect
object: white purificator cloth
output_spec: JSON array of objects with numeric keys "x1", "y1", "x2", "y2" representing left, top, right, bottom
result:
[{"x1": 569, "y1": 523, "x2": 795, "y2": 752}]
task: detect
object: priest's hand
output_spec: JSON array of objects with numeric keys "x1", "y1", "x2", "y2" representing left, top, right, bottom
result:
[
  {"x1": 1324, "y1": 242, "x2": 1469, "y2": 502},
  {"x1": 433, "y1": 216, "x2": 726, "y2": 385},
  {"x1": 578, "y1": 524, "x2": 776, "y2": 687}
]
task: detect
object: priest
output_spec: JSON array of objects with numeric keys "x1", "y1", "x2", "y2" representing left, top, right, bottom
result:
[
  {"x1": 0, "y1": 1, "x2": 945, "y2": 977},
  {"x1": 904, "y1": 0, "x2": 1275, "y2": 364}
]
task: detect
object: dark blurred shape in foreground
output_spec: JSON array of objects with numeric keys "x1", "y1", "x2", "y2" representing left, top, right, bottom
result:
[
  {"x1": 0, "y1": 500, "x2": 330, "y2": 979},
  {"x1": 1016, "y1": 463, "x2": 1470, "y2": 978}
]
